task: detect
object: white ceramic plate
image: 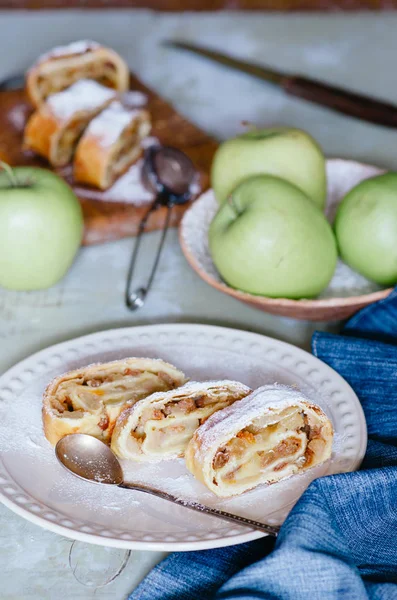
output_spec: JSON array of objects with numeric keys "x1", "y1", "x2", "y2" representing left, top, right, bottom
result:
[{"x1": 0, "y1": 324, "x2": 367, "y2": 551}]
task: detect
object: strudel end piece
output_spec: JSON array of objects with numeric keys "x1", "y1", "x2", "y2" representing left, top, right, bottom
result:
[
  {"x1": 42, "y1": 357, "x2": 186, "y2": 446},
  {"x1": 26, "y1": 40, "x2": 129, "y2": 107},
  {"x1": 185, "y1": 384, "x2": 333, "y2": 497}
]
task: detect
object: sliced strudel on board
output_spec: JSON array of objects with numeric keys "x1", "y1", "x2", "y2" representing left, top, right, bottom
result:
[
  {"x1": 24, "y1": 79, "x2": 116, "y2": 167},
  {"x1": 26, "y1": 40, "x2": 129, "y2": 107},
  {"x1": 42, "y1": 357, "x2": 186, "y2": 446},
  {"x1": 111, "y1": 380, "x2": 251, "y2": 462},
  {"x1": 185, "y1": 384, "x2": 334, "y2": 497},
  {"x1": 74, "y1": 101, "x2": 151, "y2": 190}
]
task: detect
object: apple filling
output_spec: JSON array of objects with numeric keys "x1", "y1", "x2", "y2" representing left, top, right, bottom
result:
[
  {"x1": 56, "y1": 116, "x2": 92, "y2": 165},
  {"x1": 133, "y1": 393, "x2": 234, "y2": 456},
  {"x1": 42, "y1": 358, "x2": 186, "y2": 445},
  {"x1": 111, "y1": 381, "x2": 251, "y2": 462},
  {"x1": 37, "y1": 59, "x2": 118, "y2": 100},
  {"x1": 54, "y1": 369, "x2": 179, "y2": 418},
  {"x1": 106, "y1": 118, "x2": 151, "y2": 183},
  {"x1": 211, "y1": 407, "x2": 326, "y2": 490}
]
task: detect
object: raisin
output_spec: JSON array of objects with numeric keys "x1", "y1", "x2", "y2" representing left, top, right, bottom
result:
[
  {"x1": 98, "y1": 416, "x2": 109, "y2": 431},
  {"x1": 212, "y1": 448, "x2": 230, "y2": 469},
  {"x1": 152, "y1": 409, "x2": 165, "y2": 420},
  {"x1": 124, "y1": 369, "x2": 141, "y2": 377}
]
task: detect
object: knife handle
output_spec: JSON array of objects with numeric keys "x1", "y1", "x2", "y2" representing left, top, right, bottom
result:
[{"x1": 282, "y1": 75, "x2": 397, "y2": 129}]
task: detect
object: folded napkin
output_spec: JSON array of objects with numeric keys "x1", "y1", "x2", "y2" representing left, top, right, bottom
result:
[{"x1": 130, "y1": 290, "x2": 397, "y2": 600}]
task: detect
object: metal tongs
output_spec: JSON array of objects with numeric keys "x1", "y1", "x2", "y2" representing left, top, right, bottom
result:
[{"x1": 125, "y1": 145, "x2": 196, "y2": 310}]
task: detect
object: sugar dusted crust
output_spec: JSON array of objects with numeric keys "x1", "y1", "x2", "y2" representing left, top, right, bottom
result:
[
  {"x1": 34, "y1": 40, "x2": 101, "y2": 64},
  {"x1": 74, "y1": 101, "x2": 152, "y2": 190},
  {"x1": 185, "y1": 384, "x2": 334, "y2": 497},
  {"x1": 42, "y1": 357, "x2": 186, "y2": 446},
  {"x1": 26, "y1": 41, "x2": 129, "y2": 107},
  {"x1": 111, "y1": 380, "x2": 251, "y2": 462},
  {"x1": 23, "y1": 80, "x2": 116, "y2": 167}
]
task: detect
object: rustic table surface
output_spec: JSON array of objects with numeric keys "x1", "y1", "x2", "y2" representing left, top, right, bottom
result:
[{"x1": 1, "y1": 9, "x2": 396, "y2": 599}]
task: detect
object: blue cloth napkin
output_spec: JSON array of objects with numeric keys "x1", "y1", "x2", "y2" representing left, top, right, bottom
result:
[{"x1": 130, "y1": 290, "x2": 397, "y2": 600}]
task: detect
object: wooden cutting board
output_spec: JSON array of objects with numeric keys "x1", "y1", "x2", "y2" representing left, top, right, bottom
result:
[{"x1": 0, "y1": 74, "x2": 218, "y2": 245}]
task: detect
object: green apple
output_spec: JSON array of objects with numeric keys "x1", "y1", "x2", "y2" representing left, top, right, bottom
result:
[
  {"x1": 209, "y1": 175, "x2": 337, "y2": 299},
  {"x1": 335, "y1": 173, "x2": 397, "y2": 285},
  {"x1": 0, "y1": 164, "x2": 84, "y2": 290},
  {"x1": 211, "y1": 127, "x2": 327, "y2": 209}
]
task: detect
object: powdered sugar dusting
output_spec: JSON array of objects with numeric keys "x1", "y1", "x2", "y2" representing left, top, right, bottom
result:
[
  {"x1": 141, "y1": 136, "x2": 160, "y2": 149},
  {"x1": 75, "y1": 159, "x2": 154, "y2": 205},
  {"x1": 189, "y1": 173, "x2": 202, "y2": 197},
  {"x1": 47, "y1": 79, "x2": 115, "y2": 122},
  {"x1": 181, "y1": 159, "x2": 385, "y2": 300},
  {"x1": 35, "y1": 40, "x2": 100, "y2": 65},
  {"x1": 85, "y1": 101, "x2": 144, "y2": 148},
  {"x1": 180, "y1": 188, "x2": 220, "y2": 279},
  {"x1": 7, "y1": 104, "x2": 29, "y2": 132},
  {"x1": 122, "y1": 90, "x2": 148, "y2": 108}
]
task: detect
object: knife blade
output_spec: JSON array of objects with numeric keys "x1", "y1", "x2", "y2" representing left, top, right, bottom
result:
[{"x1": 165, "y1": 40, "x2": 397, "y2": 129}]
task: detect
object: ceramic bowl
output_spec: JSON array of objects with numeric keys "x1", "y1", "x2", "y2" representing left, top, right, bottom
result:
[{"x1": 179, "y1": 159, "x2": 392, "y2": 322}]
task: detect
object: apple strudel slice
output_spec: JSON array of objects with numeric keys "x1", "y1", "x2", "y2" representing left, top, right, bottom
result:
[
  {"x1": 111, "y1": 380, "x2": 251, "y2": 462},
  {"x1": 26, "y1": 40, "x2": 129, "y2": 107},
  {"x1": 42, "y1": 357, "x2": 186, "y2": 446},
  {"x1": 74, "y1": 101, "x2": 151, "y2": 190},
  {"x1": 24, "y1": 79, "x2": 117, "y2": 167},
  {"x1": 185, "y1": 384, "x2": 333, "y2": 497}
]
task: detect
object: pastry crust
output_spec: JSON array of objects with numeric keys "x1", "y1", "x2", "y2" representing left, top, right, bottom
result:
[
  {"x1": 26, "y1": 40, "x2": 129, "y2": 107},
  {"x1": 185, "y1": 384, "x2": 334, "y2": 497},
  {"x1": 23, "y1": 79, "x2": 116, "y2": 167},
  {"x1": 111, "y1": 380, "x2": 251, "y2": 462},
  {"x1": 74, "y1": 101, "x2": 151, "y2": 190},
  {"x1": 42, "y1": 357, "x2": 186, "y2": 446}
]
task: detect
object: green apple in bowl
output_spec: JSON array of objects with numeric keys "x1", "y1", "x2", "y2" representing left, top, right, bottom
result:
[
  {"x1": 209, "y1": 175, "x2": 337, "y2": 299},
  {"x1": 335, "y1": 173, "x2": 397, "y2": 286},
  {"x1": 0, "y1": 164, "x2": 84, "y2": 290},
  {"x1": 211, "y1": 127, "x2": 327, "y2": 209}
]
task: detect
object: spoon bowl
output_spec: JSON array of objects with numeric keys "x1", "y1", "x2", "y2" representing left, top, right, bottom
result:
[
  {"x1": 56, "y1": 434, "x2": 123, "y2": 485},
  {"x1": 141, "y1": 145, "x2": 196, "y2": 200}
]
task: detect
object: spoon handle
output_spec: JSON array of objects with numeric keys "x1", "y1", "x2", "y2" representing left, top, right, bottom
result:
[{"x1": 119, "y1": 482, "x2": 280, "y2": 536}]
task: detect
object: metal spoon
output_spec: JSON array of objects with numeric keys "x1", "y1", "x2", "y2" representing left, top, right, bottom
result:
[
  {"x1": 125, "y1": 145, "x2": 196, "y2": 311},
  {"x1": 56, "y1": 434, "x2": 280, "y2": 537}
]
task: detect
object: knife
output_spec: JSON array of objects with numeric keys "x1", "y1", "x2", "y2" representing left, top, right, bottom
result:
[{"x1": 164, "y1": 40, "x2": 397, "y2": 129}]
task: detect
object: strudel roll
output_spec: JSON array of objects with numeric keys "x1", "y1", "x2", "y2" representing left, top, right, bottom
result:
[
  {"x1": 74, "y1": 101, "x2": 151, "y2": 190},
  {"x1": 42, "y1": 358, "x2": 186, "y2": 446},
  {"x1": 185, "y1": 384, "x2": 333, "y2": 497},
  {"x1": 111, "y1": 380, "x2": 251, "y2": 462},
  {"x1": 24, "y1": 79, "x2": 116, "y2": 167},
  {"x1": 26, "y1": 40, "x2": 129, "y2": 107}
]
